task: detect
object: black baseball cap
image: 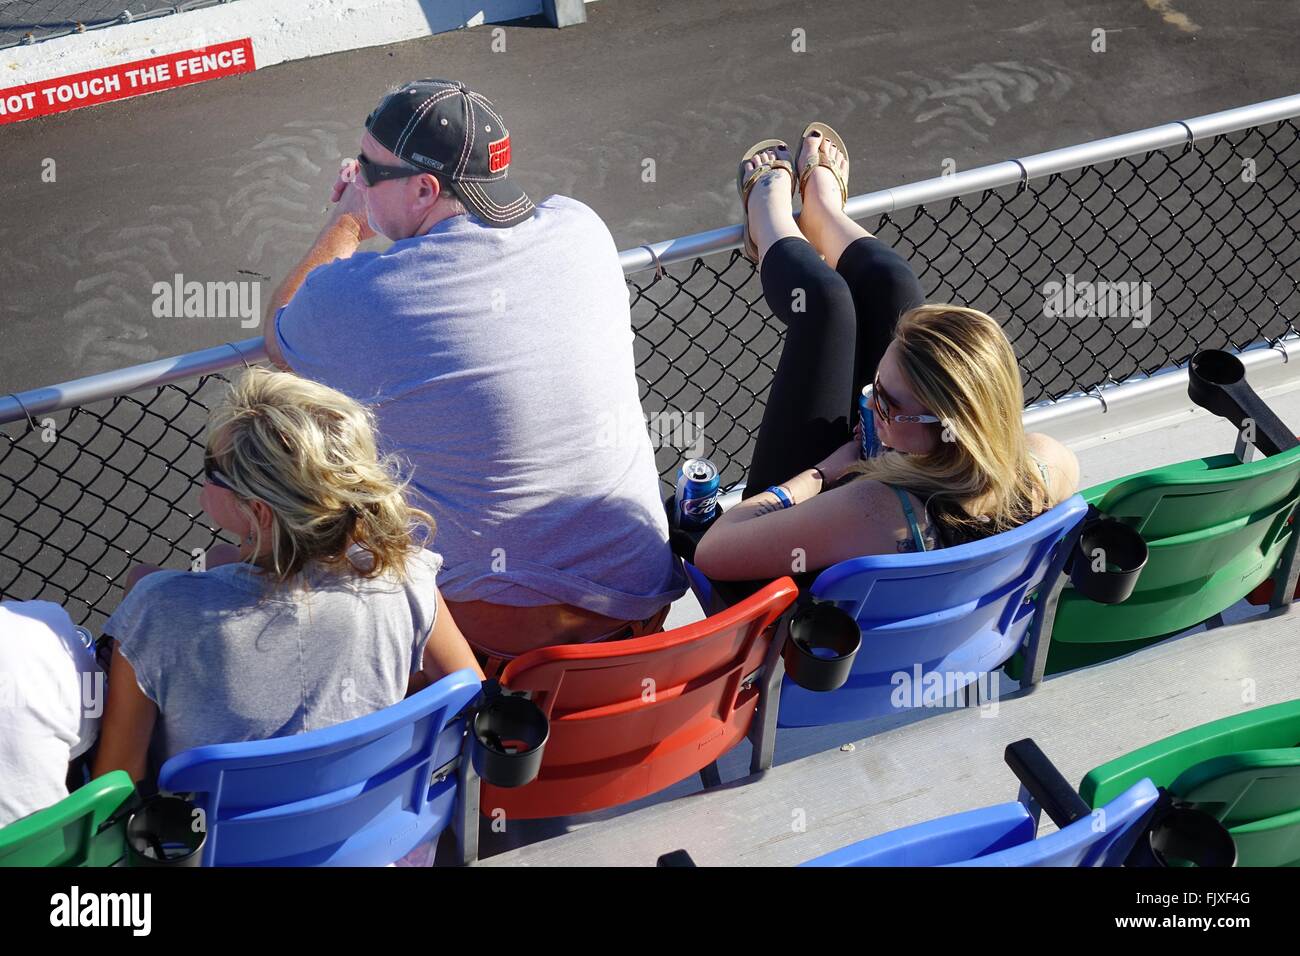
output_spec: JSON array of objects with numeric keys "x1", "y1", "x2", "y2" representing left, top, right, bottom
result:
[{"x1": 364, "y1": 79, "x2": 536, "y2": 228}]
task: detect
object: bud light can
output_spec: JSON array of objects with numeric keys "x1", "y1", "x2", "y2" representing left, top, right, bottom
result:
[
  {"x1": 859, "y1": 385, "x2": 883, "y2": 459},
  {"x1": 675, "y1": 458, "x2": 720, "y2": 530}
]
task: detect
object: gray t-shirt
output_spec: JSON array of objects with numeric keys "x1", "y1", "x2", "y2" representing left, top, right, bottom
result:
[
  {"x1": 103, "y1": 549, "x2": 443, "y2": 765},
  {"x1": 274, "y1": 195, "x2": 687, "y2": 620}
]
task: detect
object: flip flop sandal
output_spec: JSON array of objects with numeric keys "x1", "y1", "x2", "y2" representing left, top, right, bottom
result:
[
  {"x1": 797, "y1": 122, "x2": 850, "y2": 210},
  {"x1": 737, "y1": 138, "x2": 796, "y2": 263}
]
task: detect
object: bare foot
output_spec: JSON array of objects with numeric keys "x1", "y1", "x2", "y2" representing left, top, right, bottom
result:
[
  {"x1": 797, "y1": 130, "x2": 850, "y2": 220},
  {"x1": 796, "y1": 130, "x2": 868, "y2": 269},
  {"x1": 741, "y1": 144, "x2": 801, "y2": 264}
]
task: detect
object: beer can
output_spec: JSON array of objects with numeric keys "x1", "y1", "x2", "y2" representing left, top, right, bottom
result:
[
  {"x1": 675, "y1": 458, "x2": 720, "y2": 530},
  {"x1": 859, "y1": 385, "x2": 883, "y2": 459}
]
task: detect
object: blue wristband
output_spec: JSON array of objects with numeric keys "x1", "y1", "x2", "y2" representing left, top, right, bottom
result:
[{"x1": 766, "y1": 485, "x2": 794, "y2": 509}]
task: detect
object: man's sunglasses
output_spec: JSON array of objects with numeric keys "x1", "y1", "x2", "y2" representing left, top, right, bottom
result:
[
  {"x1": 354, "y1": 152, "x2": 438, "y2": 188},
  {"x1": 872, "y1": 375, "x2": 942, "y2": 425}
]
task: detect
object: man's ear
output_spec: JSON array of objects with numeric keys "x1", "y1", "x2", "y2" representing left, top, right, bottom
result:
[{"x1": 417, "y1": 173, "x2": 442, "y2": 206}]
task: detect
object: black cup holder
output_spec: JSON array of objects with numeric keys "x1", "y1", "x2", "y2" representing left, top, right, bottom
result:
[
  {"x1": 1069, "y1": 518, "x2": 1149, "y2": 605},
  {"x1": 664, "y1": 493, "x2": 721, "y2": 564},
  {"x1": 782, "y1": 602, "x2": 861, "y2": 692},
  {"x1": 1140, "y1": 804, "x2": 1238, "y2": 868},
  {"x1": 1187, "y1": 349, "x2": 1299, "y2": 458},
  {"x1": 126, "y1": 795, "x2": 206, "y2": 867},
  {"x1": 470, "y1": 689, "x2": 549, "y2": 789}
]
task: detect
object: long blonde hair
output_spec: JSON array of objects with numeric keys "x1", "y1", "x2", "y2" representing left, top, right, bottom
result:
[
  {"x1": 206, "y1": 367, "x2": 434, "y2": 583},
  {"x1": 842, "y1": 304, "x2": 1050, "y2": 536}
]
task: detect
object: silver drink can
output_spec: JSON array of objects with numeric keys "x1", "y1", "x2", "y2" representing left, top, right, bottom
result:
[{"x1": 675, "y1": 458, "x2": 720, "y2": 529}]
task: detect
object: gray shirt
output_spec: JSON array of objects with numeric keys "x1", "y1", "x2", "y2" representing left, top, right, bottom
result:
[
  {"x1": 274, "y1": 195, "x2": 687, "y2": 620},
  {"x1": 104, "y1": 549, "x2": 443, "y2": 765}
]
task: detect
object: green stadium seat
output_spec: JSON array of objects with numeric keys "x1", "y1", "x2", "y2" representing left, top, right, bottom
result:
[
  {"x1": 0, "y1": 771, "x2": 135, "y2": 867},
  {"x1": 1008, "y1": 446, "x2": 1300, "y2": 678},
  {"x1": 1081, "y1": 699, "x2": 1300, "y2": 867}
]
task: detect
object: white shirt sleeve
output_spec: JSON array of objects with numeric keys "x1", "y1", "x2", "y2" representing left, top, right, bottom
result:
[{"x1": 0, "y1": 601, "x2": 104, "y2": 827}]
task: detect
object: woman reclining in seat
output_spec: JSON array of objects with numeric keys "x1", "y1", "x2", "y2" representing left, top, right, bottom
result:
[
  {"x1": 93, "y1": 367, "x2": 483, "y2": 784},
  {"x1": 693, "y1": 126, "x2": 1080, "y2": 591}
]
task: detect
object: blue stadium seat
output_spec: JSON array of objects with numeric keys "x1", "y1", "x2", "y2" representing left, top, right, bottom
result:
[
  {"x1": 802, "y1": 777, "x2": 1159, "y2": 867},
  {"x1": 697, "y1": 494, "x2": 1088, "y2": 726},
  {"x1": 157, "y1": 668, "x2": 482, "y2": 866}
]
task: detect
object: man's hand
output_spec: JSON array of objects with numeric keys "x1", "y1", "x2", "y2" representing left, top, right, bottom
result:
[
  {"x1": 331, "y1": 158, "x2": 377, "y2": 242},
  {"x1": 262, "y1": 158, "x2": 376, "y2": 368}
]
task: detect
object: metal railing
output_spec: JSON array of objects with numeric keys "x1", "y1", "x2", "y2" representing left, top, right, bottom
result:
[
  {"x1": 3, "y1": 92, "x2": 1299, "y2": 630},
  {"x1": 0, "y1": 0, "x2": 239, "y2": 50}
]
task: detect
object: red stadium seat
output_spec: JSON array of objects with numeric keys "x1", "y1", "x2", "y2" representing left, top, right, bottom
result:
[
  {"x1": 1246, "y1": 482, "x2": 1299, "y2": 605},
  {"x1": 479, "y1": 577, "x2": 800, "y2": 819}
]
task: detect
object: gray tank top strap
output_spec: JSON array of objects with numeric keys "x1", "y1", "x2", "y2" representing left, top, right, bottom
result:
[{"x1": 1029, "y1": 451, "x2": 1051, "y2": 486}]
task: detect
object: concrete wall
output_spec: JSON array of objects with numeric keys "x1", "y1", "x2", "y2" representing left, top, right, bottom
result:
[{"x1": 2, "y1": 0, "x2": 597, "y2": 99}]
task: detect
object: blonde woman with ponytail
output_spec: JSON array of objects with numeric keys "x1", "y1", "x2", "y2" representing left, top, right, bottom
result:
[
  {"x1": 696, "y1": 126, "x2": 1079, "y2": 590},
  {"x1": 94, "y1": 367, "x2": 482, "y2": 784}
]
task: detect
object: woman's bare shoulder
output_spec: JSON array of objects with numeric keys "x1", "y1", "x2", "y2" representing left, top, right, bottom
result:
[
  {"x1": 1025, "y1": 432, "x2": 1081, "y2": 496},
  {"x1": 827, "y1": 474, "x2": 900, "y2": 509},
  {"x1": 823, "y1": 476, "x2": 940, "y2": 552}
]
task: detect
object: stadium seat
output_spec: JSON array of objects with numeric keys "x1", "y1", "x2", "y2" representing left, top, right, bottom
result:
[
  {"x1": 157, "y1": 668, "x2": 483, "y2": 866},
  {"x1": 1246, "y1": 438, "x2": 1300, "y2": 605},
  {"x1": 772, "y1": 495, "x2": 1091, "y2": 727},
  {"x1": 478, "y1": 577, "x2": 800, "y2": 819},
  {"x1": 1011, "y1": 446, "x2": 1300, "y2": 677},
  {"x1": 0, "y1": 771, "x2": 136, "y2": 867},
  {"x1": 800, "y1": 778, "x2": 1159, "y2": 866},
  {"x1": 1081, "y1": 698, "x2": 1300, "y2": 867}
]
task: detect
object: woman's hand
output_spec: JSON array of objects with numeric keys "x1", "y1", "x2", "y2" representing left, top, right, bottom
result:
[{"x1": 814, "y1": 436, "x2": 863, "y2": 485}]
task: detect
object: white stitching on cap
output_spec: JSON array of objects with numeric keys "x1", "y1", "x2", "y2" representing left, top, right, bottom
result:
[
  {"x1": 462, "y1": 178, "x2": 532, "y2": 212},
  {"x1": 459, "y1": 179, "x2": 533, "y2": 221},
  {"x1": 455, "y1": 94, "x2": 475, "y2": 178},
  {"x1": 469, "y1": 92, "x2": 508, "y2": 132},
  {"x1": 459, "y1": 182, "x2": 529, "y2": 222},
  {"x1": 395, "y1": 89, "x2": 456, "y2": 156},
  {"x1": 462, "y1": 175, "x2": 531, "y2": 206},
  {"x1": 395, "y1": 89, "x2": 458, "y2": 157}
]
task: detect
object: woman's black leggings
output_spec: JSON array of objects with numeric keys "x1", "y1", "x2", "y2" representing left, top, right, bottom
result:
[{"x1": 743, "y1": 235, "x2": 925, "y2": 497}]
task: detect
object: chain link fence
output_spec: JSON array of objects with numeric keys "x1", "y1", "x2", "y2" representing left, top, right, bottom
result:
[
  {"x1": 3, "y1": 116, "x2": 1299, "y2": 630},
  {"x1": 637, "y1": 118, "x2": 1299, "y2": 495},
  {"x1": 0, "y1": 0, "x2": 237, "y2": 49}
]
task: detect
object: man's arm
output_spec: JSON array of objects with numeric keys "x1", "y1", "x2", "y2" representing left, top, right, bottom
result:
[{"x1": 263, "y1": 168, "x2": 374, "y2": 370}]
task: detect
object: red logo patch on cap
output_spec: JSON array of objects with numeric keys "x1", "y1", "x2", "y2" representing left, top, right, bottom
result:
[{"x1": 488, "y1": 134, "x2": 511, "y2": 173}]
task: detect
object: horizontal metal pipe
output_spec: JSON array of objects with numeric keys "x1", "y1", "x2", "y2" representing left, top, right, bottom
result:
[
  {"x1": 2, "y1": 93, "x2": 1297, "y2": 425},
  {"x1": 619, "y1": 91, "x2": 1300, "y2": 275},
  {"x1": 1023, "y1": 333, "x2": 1300, "y2": 442},
  {"x1": 0, "y1": 339, "x2": 267, "y2": 426},
  {"x1": 699, "y1": 332, "x2": 1300, "y2": 497}
]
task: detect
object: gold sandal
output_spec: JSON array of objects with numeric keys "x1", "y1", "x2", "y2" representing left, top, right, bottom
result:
[
  {"x1": 796, "y1": 122, "x2": 850, "y2": 210},
  {"x1": 736, "y1": 138, "x2": 796, "y2": 263}
]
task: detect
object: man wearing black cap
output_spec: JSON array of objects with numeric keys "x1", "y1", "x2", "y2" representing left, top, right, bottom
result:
[{"x1": 262, "y1": 80, "x2": 686, "y2": 663}]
